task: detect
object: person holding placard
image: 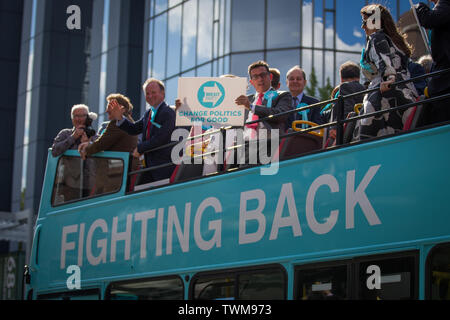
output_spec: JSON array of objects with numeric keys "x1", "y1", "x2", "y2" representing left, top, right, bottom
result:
[
  {"x1": 234, "y1": 60, "x2": 293, "y2": 166},
  {"x1": 235, "y1": 60, "x2": 293, "y2": 141}
]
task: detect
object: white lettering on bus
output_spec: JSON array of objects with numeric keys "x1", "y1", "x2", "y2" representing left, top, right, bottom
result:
[
  {"x1": 306, "y1": 174, "x2": 340, "y2": 235},
  {"x1": 134, "y1": 210, "x2": 156, "y2": 259},
  {"x1": 270, "y1": 183, "x2": 302, "y2": 240},
  {"x1": 110, "y1": 214, "x2": 132, "y2": 262},
  {"x1": 239, "y1": 189, "x2": 266, "y2": 245},
  {"x1": 59, "y1": 165, "x2": 382, "y2": 269},
  {"x1": 77, "y1": 223, "x2": 85, "y2": 266},
  {"x1": 194, "y1": 197, "x2": 222, "y2": 251},
  {"x1": 61, "y1": 225, "x2": 77, "y2": 269},
  {"x1": 86, "y1": 219, "x2": 108, "y2": 266},
  {"x1": 156, "y1": 208, "x2": 164, "y2": 256},
  {"x1": 167, "y1": 203, "x2": 191, "y2": 255},
  {"x1": 346, "y1": 165, "x2": 382, "y2": 229}
]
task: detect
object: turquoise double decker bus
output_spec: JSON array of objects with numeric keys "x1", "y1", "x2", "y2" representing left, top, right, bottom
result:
[{"x1": 25, "y1": 72, "x2": 450, "y2": 301}]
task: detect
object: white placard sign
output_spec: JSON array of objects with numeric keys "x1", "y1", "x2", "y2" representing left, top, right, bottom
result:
[{"x1": 176, "y1": 77, "x2": 247, "y2": 127}]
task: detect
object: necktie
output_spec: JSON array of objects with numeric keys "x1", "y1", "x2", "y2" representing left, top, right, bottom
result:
[
  {"x1": 245, "y1": 93, "x2": 264, "y2": 140},
  {"x1": 255, "y1": 92, "x2": 264, "y2": 106},
  {"x1": 247, "y1": 93, "x2": 264, "y2": 140},
  {"x1": 293, "y1": 96, "x2": 299, "y2": 108},
  {"x1": 146, "y1": 107, "x2": 156, "y2": 139},
  {"x1": 246, "y1": 93, "x2": 264, "y2": 127},
  {"x1": 293, "y1": 96, "x2": 301, "y2": 122}
]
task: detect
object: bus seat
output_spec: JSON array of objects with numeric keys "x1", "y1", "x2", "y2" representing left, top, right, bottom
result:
[
  {"x1": 170, "y1": 163, "x2": 204, "y2": 183},
  {"x1": 409, "y1": 105, "x2": 423, "y2": 130},
  {"x1": 127, "y1": 173, "x2": 138, "y2": 192},
  {"x1": 342, "y1": 104, "x2": 362, "y2": 145},
  {"x1": 279, "y1": 129, "x2": 322, "y2": 160},
  {"x1": 403, "y1": 98, "x2": 423, "y2": 131},
  {"x1": 343, "y1": 111, "x2": 358, "y2": 144},
  {"x1": 279, "y1": 121, "x2": 323, "y2": 160}
]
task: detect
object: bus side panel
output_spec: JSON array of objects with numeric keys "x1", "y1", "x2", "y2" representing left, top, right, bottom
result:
[{"x1": 33, "y1": 126, "x2": 450, "y2": 291}]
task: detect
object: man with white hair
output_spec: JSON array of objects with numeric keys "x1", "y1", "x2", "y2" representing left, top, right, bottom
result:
[
  {"x1": 286, "y1": 66, "x2": 324, "y2": 127},
  {"x1": 51, "y1": 104, "x2": 98, "y2": 204},
  {"x1": 51, "y1": 104, "x2": 98, "y2": 157}
]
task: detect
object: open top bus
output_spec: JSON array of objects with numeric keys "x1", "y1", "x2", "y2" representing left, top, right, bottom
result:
[{"x1": 25, "y1": 70, "x2": 450, "y2": 300}]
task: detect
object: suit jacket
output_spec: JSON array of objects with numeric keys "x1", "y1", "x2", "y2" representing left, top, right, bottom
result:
[
  {"x1": 85, "y1": 120, "x2": 137, "y2": 155},
  {"x1": 332, "y1": 81, "x2": 366, "y2": 121},
  {"x1": 287, "y1": 94, "x2": 324, "y2": 130},
  {"x1": 417, "y1": 0, "x2": 450, "y2": 94},
  {"x1": 118, "y1": 102, "x2": 176, "y2": 180},
  {"x1": 293, "y1": 94, "x2": 324, "y2": 125},
  {"x1": 85, "y1": 120, "x2": 138, "y2": 168},
  {"x1": 248, "y1": 90, "x2": 293, "y2": 133}
]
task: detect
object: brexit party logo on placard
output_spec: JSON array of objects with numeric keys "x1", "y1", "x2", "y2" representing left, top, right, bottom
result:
[{"x1": 197, "y1": 81, "x2": 225, "y2": 109}]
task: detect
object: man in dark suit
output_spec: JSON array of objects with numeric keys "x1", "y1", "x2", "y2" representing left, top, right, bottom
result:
[
  {"x1": 110, "y1": 78, "x2": 176, "y2": 184},
  {"x1": 235, "y1": 61, "x2": 293, "y2": 138},
  {"x1": 416, "y1": 0, "x2": 450, "y2": 124},
  {"x1": 235, "y1": 61, "x2": 293, "y2": 165},
  {"x1": 286, "y1": 66, "x2": 323, "y2": 128}
]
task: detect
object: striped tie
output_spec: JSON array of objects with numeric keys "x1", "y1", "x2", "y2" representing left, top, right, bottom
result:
[{"x1": 245, "y1": 93, "x2": 264, "y2": 139}]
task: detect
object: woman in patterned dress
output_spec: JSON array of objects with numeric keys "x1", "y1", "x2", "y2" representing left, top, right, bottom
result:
[{"x1": 354, "y1": 4, "x2": 418, "y2": 140}]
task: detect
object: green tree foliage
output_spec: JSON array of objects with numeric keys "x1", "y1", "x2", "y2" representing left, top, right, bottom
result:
[
  {"x1": 306, "y1": 68, "x2": 334, "y2": 103},
  {"x1": 305, "y1": 67, "x2": 318, "y2": 97},
  {"x1": 318, "y1": 77, "x2": 334, "y2": 102}
]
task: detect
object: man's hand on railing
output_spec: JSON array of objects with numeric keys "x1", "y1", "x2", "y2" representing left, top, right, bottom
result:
[{"x1": 78, "y1": 142, "x2": 89, "y2": 160}]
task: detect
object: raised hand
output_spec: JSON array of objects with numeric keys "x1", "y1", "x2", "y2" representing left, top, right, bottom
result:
[{"x1": 109, "y1": 99, "x2": 125, "y2": 120}]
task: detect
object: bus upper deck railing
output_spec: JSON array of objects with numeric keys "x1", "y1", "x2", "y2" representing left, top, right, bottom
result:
[{"x1": 127, "y1": 68, "x2": 450, "y2": 183}]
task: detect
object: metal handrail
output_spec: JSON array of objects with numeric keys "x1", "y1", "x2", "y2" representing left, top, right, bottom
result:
[{"x1": 127, "y1": 67, "x2": 450, "y2": 179}]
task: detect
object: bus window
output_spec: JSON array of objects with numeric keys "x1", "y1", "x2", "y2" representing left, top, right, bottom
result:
[
  {"x1": 295, "y1": 265, "x2": 348, "y2": 300},
  {"x1": 427, "y1": 243, "x2": 450, "y2": 300},
  {"x1": 238, "y1": 270, "x2": 285, "y2": 299},
  {"x1": 52, "y1": 156, "x2": 123, "y2": 206},
  {"x1": 192, "y1": 267, "x2": 286, "y2": 300},
  {"x1": 107, "y1": 276, "x2": 184, "y2": 300},
  {"x1": 358, "y1": 254, "x2": 417, "y2": 300},
  {"x1": 37, "y1": 289, "x2": 100, "y2": 300},
  {"x1": 194, "y1": 276, "x2": 235, "y2": 300}
]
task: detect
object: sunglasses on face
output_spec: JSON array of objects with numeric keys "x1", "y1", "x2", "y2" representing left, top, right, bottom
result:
[{"x1": 251, "y1": 72, "x2": 269, "y2": 80}]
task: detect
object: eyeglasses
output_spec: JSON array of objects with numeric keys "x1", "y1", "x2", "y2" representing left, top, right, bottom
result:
[
  {"x1": 251, "y1": 72, "x2": 269, "y2": 80},
  {"x1": 73, "y1": 114, "x2": 87, "y2": 119},
  {"x1": 361, "y1": 19, "x2": 367, "y2": 27}
]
